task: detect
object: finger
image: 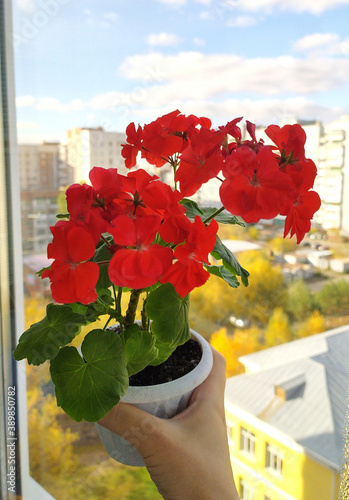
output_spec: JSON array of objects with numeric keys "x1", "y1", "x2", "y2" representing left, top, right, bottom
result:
[{"x1": 190, "y1": 346, "x2": 227, "y2": 407}]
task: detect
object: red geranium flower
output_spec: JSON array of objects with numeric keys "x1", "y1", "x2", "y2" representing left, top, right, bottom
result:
[
  {"x1": 161, "y1": 217, "x2": 218, "y2": 297},
  {"x1": 121, "y1": 122, "x2": 143, "y2": 169},
  {"x1": 283, "y1": 191, "x2": 321, "y2": 243},
  {"x1": 108, "y1": 214, "x2": 173, "y2": 289},
  {"x1": 89, "y1": 166, "x2": 124, "y2": 204},
  {"x1": 66, "y1": 183, "x2": 107, "y2": 243},
  {"x1": 141, "y1": 110, "x2": 187, "y2": 167},
  {"x1": 175, "y1": 127, "x2": 225, "y2": 197},
  {"x1": 42, "y1": 221, "x2": 99, "y2": 304},
  {"x1": 265, "y1": 123, "x2": 306, "y2": 161},
  {"x1": 220, "y1": 145, "x2": 294, "y2": 223}
]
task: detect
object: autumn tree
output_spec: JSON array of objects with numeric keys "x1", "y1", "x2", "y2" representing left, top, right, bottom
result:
[
  {"x1": 286, "y1": 279, "x2": 314, "y2": 321},
  {"x1": 314, "y1": 280, "x2": 349, "y2": 316},
  {"x1": 268, "y1": 236, "x2": 296, "y2": 255},
  {"x1": 210, "y1": 326, "x2": 263, "y2": 377},
  {"x1": 265, "y1": 307, "x2": 292, "y2": 347},
  {"x1": 295, "y1": 310, "x2": 326, "y2": 339},
  {"x1": 191, "y1": 251, "x2": 288, "y2": 331}
]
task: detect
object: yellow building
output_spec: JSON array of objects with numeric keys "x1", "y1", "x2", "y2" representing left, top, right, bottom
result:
[{"x1": 224, "y1": 325, "x2": 348, "y2": 500}]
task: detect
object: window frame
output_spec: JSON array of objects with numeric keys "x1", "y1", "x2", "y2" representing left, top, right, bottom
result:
[
  {"x1": 0, "y1": 2, "x2": 55, "y2": 498},
  {"x1": 265, "y1": 443, "x2": 283, "y2": 477},
  {"x1": 240, "y1": 426, "x2": 256, "y2": 458},
  {"x1": 239, "y1": 478, "x2": 255, "y2": 500}
]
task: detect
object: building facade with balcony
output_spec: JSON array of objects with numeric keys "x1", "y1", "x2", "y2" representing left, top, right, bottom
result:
[{"x1": 225, "y1": 326, "x2": 348, "y2": 500}]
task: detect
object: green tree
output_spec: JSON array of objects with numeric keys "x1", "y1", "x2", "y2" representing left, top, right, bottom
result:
[
  {"x1": 286, "y1": 279, "x2": 313, "y2": 321},
  {"x1": 265, "y1": 307, "x2": 292, "y2": 347},
  {"x1": 314, "y1": 280, "x2": 349, "y2": 315}
]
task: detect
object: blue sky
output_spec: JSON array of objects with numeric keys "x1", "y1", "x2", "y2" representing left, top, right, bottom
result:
[{"x1": 13, "y1": 0, "x2": 349, "y2": 143}]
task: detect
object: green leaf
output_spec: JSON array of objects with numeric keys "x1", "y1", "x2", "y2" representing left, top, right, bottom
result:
[
  {"x1": 150, "y1": 340, "x2": 176, "y2": 366},
  {"x1": 125, "y1": 325, "x2": 158, "y2": 376},
  {"x1": 13, "y1": 304, "x2": 87, "y2": 365},
  {"x1": 69, "y1": 289, "x2": 116, "y2": 324},
  {"x1": 180, "y1": 200, "x2": 244, "y2": 226},
  {"x1": 93, "y1": 237, "x2": 113, "y2": 289},
  {"x1": 205, "y1": 265, "x2": 240, "y2": 288},
  {"x1": 180, "y1": 199, "x2": 204, "y2": 219},
  {"x1": 211, "y1": 235, "x2": 250, "y2": 286},
  {"x1": 201, "y1": 207, "x2": 245, "y2": 226},
  {"x1": 50, "y1": 329, "x2": 128, "y2": 422},
  {"x1": 56, "y1": 213, "x2": 69, "y2": 219},
  {"x1": 145, "y1": 283, "x2": 190, "y2": 350},
  {"x1": 37, "y1": 265, "x2": 51, "y2": 277}
]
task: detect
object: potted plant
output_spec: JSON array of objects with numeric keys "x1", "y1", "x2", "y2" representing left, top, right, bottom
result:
[{"x1": 13, "y1": 110, "x2": 321, "y2": 465}]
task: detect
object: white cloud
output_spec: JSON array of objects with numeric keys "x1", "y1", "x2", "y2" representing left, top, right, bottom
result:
[
  {"x1": 119, "y1": 51, "x2": 349, "y2": 99},
  {"x1": 103, "y1": 12, "x2": 119, "y2": 23},
  {"x1": 131, "y1": 97, "x2": 343, "y2": 128},
  {"x1": 193, "y1": 37, "x2": 206, "y2": 47},
  {"x1": 16, "y1": 95, "x2": 35, "y2": 107},
  {"x1": 17, "y1": 121, "x2": 39, "y2": 130},
  {"x1": 199, "y1": 0, "x2": 349, "y2": 14},
  {"x1": 16, "y1": 0, "x2": 36, "y2": 12},
  {"x1": 147, "y1": 33, "x2": 182, "y2": 47},
  {"x1": 36, "y1": 97, "x2": 84, "y2": 113},
  {"x1": 154, "y1": 0, "x2": 187, "y2": 5},
  {"x1": 293, "y1": 33, "x2": 349, "y2": 56},
  {"x1": 226, "y1": 15, "x2": 258, "y2": 27}
]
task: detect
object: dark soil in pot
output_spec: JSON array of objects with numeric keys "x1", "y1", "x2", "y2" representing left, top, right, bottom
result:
[{"x1": 129, "y1": 338, "x2": 202, "y2": 387}]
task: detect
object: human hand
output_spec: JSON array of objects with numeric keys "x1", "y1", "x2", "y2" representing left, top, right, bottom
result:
[{"x1": 99, "y1": 347, "x2": 239, "y2": 500}]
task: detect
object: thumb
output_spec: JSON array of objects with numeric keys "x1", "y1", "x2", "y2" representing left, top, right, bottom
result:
[{"x1": 98, "y1": 402, "x2": 163, "y2": 457}]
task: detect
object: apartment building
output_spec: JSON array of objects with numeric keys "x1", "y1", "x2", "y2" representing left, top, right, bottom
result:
[
  {"x1": 18, "y1": 142, "x2": 73, "y2": 253},
  {"x1": 225, "y1": 326, "x2": 348, "y2": 500},
  {"x1": 63, "y1": 127, "x2": 127, "y2": 183}
]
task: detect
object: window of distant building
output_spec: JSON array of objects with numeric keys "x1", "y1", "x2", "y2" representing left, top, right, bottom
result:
[
  {"x1": 227, "y1": 423, "x2": 234, "y2": 445},
  {"x1": 265, "y1": 443, "x2": 283, "y2": 476},
  {"x1": 240, "y1": 427, "x2": 256, "y2": 457},
  {"x1": 240, "y1": 478, "x2": 255, "y2": 500}
]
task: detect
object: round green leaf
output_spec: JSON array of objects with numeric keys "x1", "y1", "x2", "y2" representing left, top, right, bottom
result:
[
  {"x1": 13, "y1": 303, "x2": 87, "y2": 365},
  {"x1": 50, "y1": 329, "x2": 128, "y2": 422}
]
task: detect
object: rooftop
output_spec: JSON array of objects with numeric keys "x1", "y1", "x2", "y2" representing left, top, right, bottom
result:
[{"x1": 225, "y1": 325, "x2": 349, "y2": 469}]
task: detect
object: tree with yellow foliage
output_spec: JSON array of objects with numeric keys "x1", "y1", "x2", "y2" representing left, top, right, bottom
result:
[
  {"x1": 210, "y1": 326, "x2": 262, "y2": 377},
  {"x1": 265, "y1": 307, "x2": 292, "y2": 347},
  {"x1": 191, "y1": 251, "x2": 287, "y2": 332},
  {"x1": 295, "y1": 310, "x2": 326, "y2": 339}
]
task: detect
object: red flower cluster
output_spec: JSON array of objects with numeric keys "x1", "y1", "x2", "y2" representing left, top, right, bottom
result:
[
  {"x1": 122, "y1": 111, "x2": 321, "y2": 243},
  {"x1": 44, "y1": 110, "x2": 320, "y2": 305}
]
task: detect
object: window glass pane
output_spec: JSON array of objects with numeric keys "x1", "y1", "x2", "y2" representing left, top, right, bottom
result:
[{"x1": 6, "y1": 0, "x2": 349, "y2": 498}]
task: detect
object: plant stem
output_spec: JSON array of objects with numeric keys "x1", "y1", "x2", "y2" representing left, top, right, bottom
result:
[
  {"x1": 103, "y1": 315, "x2": 113, "y2": 330},
  {"x1": 101, "y1": 234, "x2": 112, "y2": 247},
  {"x1": 203, "y1": 205, "x2": 225, "y2": 225},
  {"x1": 115, "y1": 286, "x2": 123, "y2": 315},
  {"x1": 125, "y1": 289, "x2": 143, "y2": 328}
]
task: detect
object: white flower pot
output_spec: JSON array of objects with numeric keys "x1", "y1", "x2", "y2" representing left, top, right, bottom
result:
[{"x1": 96, "y1": 329, "x2": 213, "y2": 466}]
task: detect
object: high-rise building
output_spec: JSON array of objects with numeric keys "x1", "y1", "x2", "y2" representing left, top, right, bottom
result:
[
  {"x1": 18, "y1": 142, "x2": 73, "y2": 253},
  {"x1": 63, "y1": 127, "x2": 127, "y2": 183}
]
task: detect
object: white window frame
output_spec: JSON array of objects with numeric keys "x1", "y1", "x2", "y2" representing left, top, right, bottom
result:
[
  {"x1": 240, "y1": 478, "x2": 255, "y2": 500},
  {"x1": 265, "y1": 443, "x2": 283, "y2": 477},
  {"x1": 226, "y1": 422, "x2": 234, "y2": 445},
  {"x1": 240, "y1": 426, "x2": 256, "y2": 457},
  {"x1": 0, "y1": 2, "x2": 54, "y2": 498}
]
